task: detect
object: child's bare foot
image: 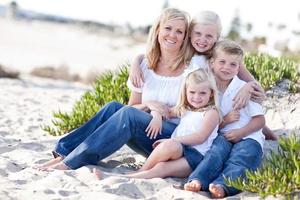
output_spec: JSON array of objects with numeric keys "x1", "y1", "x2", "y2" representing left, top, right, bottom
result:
[
  {"x1": 34, "y1": 157, "x2": 63, "y2": 171},
  {"x1": 51, "y1": 162, "x2": 70, "y2": 170},
  {"x1": 184, "y1": 180, "x2": 202, "y2": 192},
  {"x1": 264, "y1": 132, "x2": 278, "y2": 140},
  {"x1": 93, "y1": 168, "x2": 103, "y2": 180},
  {"x1": 209, "y1": 183, "x2": 225, "y2": 198},
  {"x1": 263, "y1": 127, "x2": 278, "y2": 141}
]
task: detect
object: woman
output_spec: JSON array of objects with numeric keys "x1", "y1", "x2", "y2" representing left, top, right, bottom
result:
[{"x1": 38, "y1": 7, "x2": 193, "y2": 171}]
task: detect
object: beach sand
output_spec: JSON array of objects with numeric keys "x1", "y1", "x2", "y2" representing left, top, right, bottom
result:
[{"x1": 0, "y1": 75, "x2": 299, "y2": 200}]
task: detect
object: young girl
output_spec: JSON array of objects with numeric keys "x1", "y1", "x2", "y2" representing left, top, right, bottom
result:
[
  {"x1": 101, "y1": 68, "x2": 222, "y2": 179},
  {"x1": 130, "y1": 10, "x2": 277, "y2": 140}
]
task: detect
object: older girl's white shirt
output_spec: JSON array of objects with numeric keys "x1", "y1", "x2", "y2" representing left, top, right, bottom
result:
[{"x1": 189, "y1": 54, "x2": 209, "y2": 70}]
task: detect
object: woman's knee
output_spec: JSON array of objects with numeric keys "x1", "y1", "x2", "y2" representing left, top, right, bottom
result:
[{"x1": 105, "y1": 101, "x2": 124, "y2": 110}]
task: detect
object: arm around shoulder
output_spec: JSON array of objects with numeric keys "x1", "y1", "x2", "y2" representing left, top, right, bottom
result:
[{"x1": 129, "y1": 54, "x2": 145, "y2": 88}]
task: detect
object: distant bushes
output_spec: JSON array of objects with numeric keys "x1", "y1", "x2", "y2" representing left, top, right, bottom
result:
[
  {"x1": 43, "y1": 54, "x2": 300, "y2": 136},
  {"x1": 0, "y1": 64, "x2": 19, "y2": 79},
  {"x1": 42, "y1": 65, "x2": 130, "y2": 136},
  {"x1": 30, "y1": 65, "x2": 81, "y2": 82}
]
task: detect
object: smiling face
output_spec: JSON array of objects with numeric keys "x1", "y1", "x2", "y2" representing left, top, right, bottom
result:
[
  {"x1": 210, "y1": 51, "x2": 241, "y2": 82},
  {"x1": 186, "y1": 80, "x2": 213, "y2": 109},
  {"x1": 190, "y1": 23, "x2": 219, "y2": 53},
  {"x1": 158, "y1": 19, "x2": 186, "y2": 53}
]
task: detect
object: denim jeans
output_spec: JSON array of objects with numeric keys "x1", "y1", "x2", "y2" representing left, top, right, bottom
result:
[
  {"x1": 54, "y1": 101, "x2": 177, "y2": 169},
  {"x1": 188, "y1": 135, "x2": 263, "y2": 196}
]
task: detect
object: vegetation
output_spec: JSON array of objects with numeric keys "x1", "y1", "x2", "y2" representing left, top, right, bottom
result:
[
  {"x1": 43, "y1": 54, "x2": 299, "y2": 136},
  {"x1": 226, "y1": 134, "x2": 300, "y2": 198},
  {"x1": 42, "y1": 65, "x2": 130, "y2": 136},
  {"x1": 244, "y1": 53, "x2": 300, "y2": 92}
]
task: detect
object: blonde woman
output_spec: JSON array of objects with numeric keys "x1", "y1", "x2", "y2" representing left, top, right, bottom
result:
[{"x1": 37, "y1": 8, "x2": 195, "y2": 171}]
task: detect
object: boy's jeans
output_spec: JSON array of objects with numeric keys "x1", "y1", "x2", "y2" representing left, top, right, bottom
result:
[
  {"x1": 54, "y1": 101, "x2": 177, "y2": 169},
  {"x1": 188, "y1": 134, "x2": 263, "y2": 196}
]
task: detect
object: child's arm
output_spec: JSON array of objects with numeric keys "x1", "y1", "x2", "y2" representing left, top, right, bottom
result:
[
  {"x1": 224, "y1": 115, "x2": 265, "y2": 143},
  {"x1": 174, "y1": 109, "x2": 219, "y2": 146},
  {"x1": 234, "y1": 64, "x2": 265, "y2": 109},
  {"x1": 219, "y1": 110, "x2": 240, "y2": 129},
  {"x1": 129, "y1": 54, "x2": 145, "y2": 88},
  {"x1": 146, "y1": 110, "x2": 163, "y2": 139}
]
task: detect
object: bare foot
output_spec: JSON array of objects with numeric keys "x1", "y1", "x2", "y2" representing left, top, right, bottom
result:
[
  {"x1": 92, "y1": 168, "x2": 103, "y2": 180},
  {"x1": 263, "y1": 127, "x2": 278, "y2": 141},
  {"x1": 34, "y1": 156, "x2": 63, "y2": 171},
  {"x1": 265, "y1": 132, "x2": 278, "y2": 141},
  {"x1": 51, "y1": 162, "x2": 70, "y2": 170},
  {"x1": 184, "y1": 180, "x2": 202, "y2": 192},
  {"x1": 209, "y1": 183, "x2": 225, "y2": 198}
]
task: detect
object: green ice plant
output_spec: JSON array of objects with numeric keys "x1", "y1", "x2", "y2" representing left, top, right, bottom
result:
[
  {"x1": 226, "y1": 134, "x2": 300, "y2": 198},
  {"x1": 42, "y1": 64, "x2": 130, "y2": 136},
  {"x1": 244, "y1": 53, "x2": 300, "y2": 92}
]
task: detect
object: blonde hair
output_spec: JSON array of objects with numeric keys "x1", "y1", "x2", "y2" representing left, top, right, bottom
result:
[
  {"x1": 146, "y1": 8, "x2": 191, "y2": 71},
  {"x1": 173, "y1": 68, "x2": 222, "y2": 121},
  {"x1": 211, "y1": 39, "x2": 244, "y2": 61},
  {"x1": 185, "y1": 11, "x2": 222, "y2": 61}
]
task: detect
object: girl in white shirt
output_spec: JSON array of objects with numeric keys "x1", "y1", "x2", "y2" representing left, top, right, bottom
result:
[{"x1": 120, "y1": 68, "x2": 222, "y2": 179}]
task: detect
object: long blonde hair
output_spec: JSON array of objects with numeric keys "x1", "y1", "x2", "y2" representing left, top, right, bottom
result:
[
  {"x1": 185, "y1": 11, "x2": 222, "y2": 62},
  {"x1": 173, "y1": 68, "x2": 222, "y2": 121},
  {"x1": 146, "y1": 8, "x2": 190, "y2": 71}
]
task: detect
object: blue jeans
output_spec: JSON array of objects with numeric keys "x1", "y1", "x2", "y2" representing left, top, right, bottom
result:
[
  {"x1": 188, "y1": 135, "x2": 263, "y2": 196},
  {"x1": 54, "y1": 101, "x2": 177, "y2": 169}
]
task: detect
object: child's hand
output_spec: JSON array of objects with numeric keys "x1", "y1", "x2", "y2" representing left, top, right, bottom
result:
[
  {"x1": 223, "y1": 110, "x2": 240, "y2": 125},
  {"x1": 233, "y1": 83, "x2": 253, "y2": 110},
  {"x1": 129, "y1": 54, "x2": 145, "y2": 88},
  {"x1": 250, "y1": 82, "x2": 265, "y2": 104},
  {"x1": 224, "y1": 129, "x2": 243, "y2": 143},
  {"x1": 129, "y1": 66, "x2": 144, "y2": 88},
  {"x1": 145, "y1": 112, "x2": 162, "y2": 139}
]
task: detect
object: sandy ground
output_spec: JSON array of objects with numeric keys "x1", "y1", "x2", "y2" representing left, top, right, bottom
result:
[
  {"x1": 1, "y1": 17, "x2": 299, "y2": 200},
  {"x1": 0, "y1": 74, "x2": 299, "y2": 200}
]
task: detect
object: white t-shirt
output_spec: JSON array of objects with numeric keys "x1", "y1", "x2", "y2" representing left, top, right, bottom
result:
[
  {"x1": 219, "y1": 76, "x2": 265, "y2": 148},
  {"x1": 189, "y1": 54, "x2": 209, "y2": 70},
  {"x1": 171, "y1": 110, "x2": 219, "y2": 156},
  {"x1": 127, "y1": 59, "x2": 194, "y2": 124}
]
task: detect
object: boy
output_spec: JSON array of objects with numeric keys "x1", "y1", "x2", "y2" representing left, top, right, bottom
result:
[{"x1": 184, "y1": 39, "x2": 265, "y2": 198}]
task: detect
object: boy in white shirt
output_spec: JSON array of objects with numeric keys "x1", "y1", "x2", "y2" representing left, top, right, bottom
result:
[{"x1": 184, "y1": 39, "x2": 265, "y2": 198}]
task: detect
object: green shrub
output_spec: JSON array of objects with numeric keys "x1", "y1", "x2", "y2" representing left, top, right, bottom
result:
[
  {"x1": 244, "y1": 53, "x2": 300, "y2": 92},
  {"x1": 226, "y1": 134, "x2": 300, "y2": 198},
  {"x1": 42, "y1": 64, "x2": 130, "y2": 136}
]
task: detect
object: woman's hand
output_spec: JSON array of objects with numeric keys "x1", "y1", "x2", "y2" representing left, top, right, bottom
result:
[{"x1": 145, "y1": 111, "x2": 162, "y2": 139}]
